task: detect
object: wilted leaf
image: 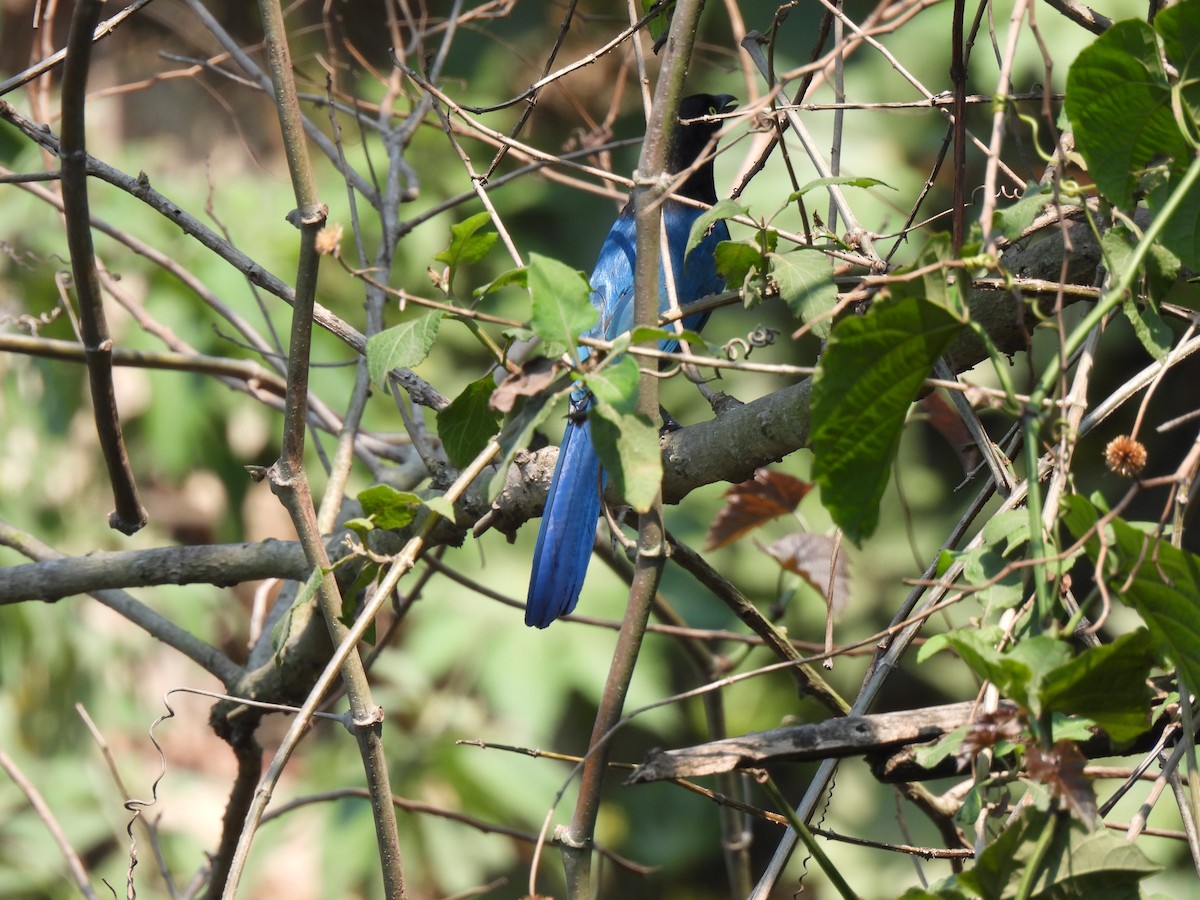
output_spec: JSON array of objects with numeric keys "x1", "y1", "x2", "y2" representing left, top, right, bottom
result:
[
  {"x1": 918, "y1": 393, "x2": 979, "y2": 475},
  {"x1": 490, "y1": 357, "x2": 561, "y2": 413},
  {"x1": 759, "y1": 532, "x2": 850, "y2": 613},
  {"x1": 704, "y1": 468, "x2": 812, "y2": 550},
  {"x1": 1026, "y1": 740, "x2": 1097, "y2": 826}
]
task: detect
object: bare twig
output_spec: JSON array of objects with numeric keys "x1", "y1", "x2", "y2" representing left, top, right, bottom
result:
[{"x1": 59, "y1": 0, "x2": 147, "y2": 534}]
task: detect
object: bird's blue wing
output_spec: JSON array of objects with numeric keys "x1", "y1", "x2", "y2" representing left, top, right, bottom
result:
[
  {"x1": 524, "y1": 402, "x2": 604, "y2": 627},
  {"x1": 526, "y1": 201, "x2": 729, "y2": 628}
]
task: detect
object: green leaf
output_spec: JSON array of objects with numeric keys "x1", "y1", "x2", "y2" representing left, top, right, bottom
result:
[
  {"x1": 590, "y1": 400, "x2": 661, "y2": 513},
  {"x1": 433, "y1": 211, "x2": 498, "y2": 270},
  {"x1": 528, "y1": 252, "x2": 597, "y2": 361},
  {"x1": 810, "y1": 296, "x2": 964, "y2": 543},
  {"x1": 958, "y1": 806, "x2": 1157, "y2": 899},
  {"x1": 423, "y1": 495, "x2": 457, "y2": 521},
  {"x1": 1066, "y1": 20, "x2": 1191, "y2": 209},
  {"x1": 1038, "y1": 629, "x2": 1156, "y2": 743},
  {"x1": 768, "y1": 250, "x2": 838, "y2": 338},
  {"x1": 473, "y1": 266, "x2": 527, "y2": 299},
  {"x1": 714, "y1": 240, "x2": 764, "y2": 300},
  {"x1": 366, "y1": 311, "x2": 442, "y2": 389},
  {"x1": 993, "y1": 182, "x2": 1051, "y2": 239},
  {"x1": 584, "y1": 355, "x2": 639, "y2": 414},
  {"x1": 357, "y1": 484, "x2": 423, "y2": 530},
  {"x1": 629, "y1": 325, "x2": 706, "y2": 348},
  {"x1": 1063, "y1": 495, "x2": 1200, "y2": 695},
  {"x1": 686, "y1": 198, "x2": 747, "y2": 258},
  {"x1": 786, "y1": 175, "x2": 892, "y2": 203},
  {"x1": 1121, "y1": 296, "x2": 1173, "y2": 361},
  {"x1": 436, "y1": 375, "x2": 502, "y2": 468},
  {"x1": 1148, "y1": 167, "x2": 1200, "y2": 269},
  {"x1": 643, "y1": 0, "x2": 675, "y2": 41}
]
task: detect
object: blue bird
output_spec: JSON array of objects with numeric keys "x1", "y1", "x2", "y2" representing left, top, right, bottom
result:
[{"x1": 526, "y1": 93, "x2": 735, "y2": 628}]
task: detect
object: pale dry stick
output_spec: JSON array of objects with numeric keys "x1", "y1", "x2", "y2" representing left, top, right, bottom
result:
[
  {"x1": 219, "y1": 441, "x2": 499, "y2": 899},
  {"x1": 0, "y1": 750, "x2": 99, "y2": 900},
  {"x1": 1041, "y1": 324, "x2": 1102, "y2": 526},
  {"x1": 978, "y1": 0, "x2": 1030, "y2": 253},
  {"x1": 0, "y1": 101, "x2": 450, "y2": 407},
  {"x1": 721, "y1": 0, "x2": 762, "y2": 107},
  {"x1": 315, "y1": 0, "x2": 448, "y2": 533},
  {"x1": 749, "y1": 319, "x2": 1200, "y2": 895},
  {"x1": 418, "y1": 86, "x2": 524, "y2": 269},
  {"x1": 810, "y1": 0, "x2": 1026, "y2": 190},
  {"x1": 0, "y1": 0, "x2": 160, "y2": 96},
  {"x1": 461, "y1": 4, "x2": 663, "y2": 113},
  {"x1": 1127, "y1": 741, "x2": 1189, "y2": 842},
  {"x1": 1167, "y1": 764, "x2": 1200, "y2": 876}
]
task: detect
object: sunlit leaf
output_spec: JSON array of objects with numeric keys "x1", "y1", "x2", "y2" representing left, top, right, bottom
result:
[
  {"x1": 366, "y1": 311, "x2": 442, "y2": 389},
  {"x1": 433, "y1": 210, "x2": 498, "y2": 270},
  {"x1": 528, "y1": 252, "x2": 596, "y2": 361},
  {"x1": 590, "y1": 400, "x2": 661, "y2": 513},
  {"x1": 768, "y1": 250, "x2": 838, "y2": 338},
  {"x1": 357, "y1": 484, "x2": 423, "y2": 529}
]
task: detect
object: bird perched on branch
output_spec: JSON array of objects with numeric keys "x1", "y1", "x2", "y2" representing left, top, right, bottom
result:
[{"x1": 525, "y1": 93, "x2": 736, "y2": 628}]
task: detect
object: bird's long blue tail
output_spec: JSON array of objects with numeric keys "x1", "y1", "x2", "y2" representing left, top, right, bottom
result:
[{"x1": 525, "y1": 407, "x2": 603, "y2": 628}]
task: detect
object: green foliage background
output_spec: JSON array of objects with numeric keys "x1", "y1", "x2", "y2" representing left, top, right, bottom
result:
[{"x1": 1, "y1": 0, "x2": 1198, "y2": 898}]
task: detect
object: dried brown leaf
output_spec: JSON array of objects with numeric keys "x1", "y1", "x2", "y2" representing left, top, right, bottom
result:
[
  {"x1": 704, "y1": 468, "x2": 812, "y2": 551},
  {"x1": 759, "y1": 532, "x2": 849, "y2": 614}
]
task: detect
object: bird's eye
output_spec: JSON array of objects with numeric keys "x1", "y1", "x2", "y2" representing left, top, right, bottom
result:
[{"x1": 707, "y1": 105, "x2": 717, "y2": 116}]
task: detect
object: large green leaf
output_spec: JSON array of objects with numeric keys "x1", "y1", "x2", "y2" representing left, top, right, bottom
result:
[
  {"x1": 957, "y1": 807, "x2": 1157, "y2": 898},
  {"x1": 436, "y1": 375, "x2": 502, "y2": 468},
  {"x1": 768, "y1": 249, "x2": 838, "y2": 339},
  {"x1": 1062, "y1": 494, "x2": 1200, "y2": 696},
  {"x1": 1065, "y1": 20, "x2": 1189, "y2": 210},
  {"x1": 590, "y1": 399, "x2": 662, "y2": 514},
  {"x1": 810, "y1": 295, "x2": 964, "y2": 543},
  {"x1": 366, "y1": 310, "x2": 442, "y2": 390},
  {"x1": 528, "y1": 252, "x2": 596, "y2": 361},
  {"x1": 1038, "y1": 629, "x2": 1156, "y2": 743}
]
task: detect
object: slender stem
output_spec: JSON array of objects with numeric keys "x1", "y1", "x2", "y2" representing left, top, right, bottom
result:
[
  {"x1": 59, "y1": 0, "x2": 147, "y2": 535},
  {"x1": 558, "y1": 3, "x2": 708, "y2": 896}
]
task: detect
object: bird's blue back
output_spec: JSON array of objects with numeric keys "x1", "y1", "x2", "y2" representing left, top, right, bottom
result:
[{"x1": 524, "y1": 201, "x2": 729, "y2": 628}]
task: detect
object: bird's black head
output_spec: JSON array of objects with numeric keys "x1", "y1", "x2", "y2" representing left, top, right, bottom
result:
[{"x1": 668, "y1": 93, "x2": 736, "y2": 203}]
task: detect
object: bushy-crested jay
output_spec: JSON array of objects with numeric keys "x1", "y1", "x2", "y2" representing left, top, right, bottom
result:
[{"x1": 526, "y1": 93, "x2": 735, "y2": 628}]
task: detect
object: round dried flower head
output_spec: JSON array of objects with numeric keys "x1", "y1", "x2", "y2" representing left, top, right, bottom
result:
[
  {"x1": 314, "y1": 222, "x2": 343, "y2": 256},
  {"x1": 1104, "y1": 435, "x2": 1147, "y2": 478}
]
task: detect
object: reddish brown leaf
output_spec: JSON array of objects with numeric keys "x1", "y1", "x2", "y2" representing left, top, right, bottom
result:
[
  {"x1": 919, "y1": 393, "x2": 980, "y2": 475},
  {"x1": 759, "y1": 532, "x2": 850, "y2": 615},
  {"x1": 704, "y1": 468, "x2": 812, "y2": 551},
  {"x1": 957, "y1": 707, "x2": 1026, "y2": 765},
  {"x1": 489, "y1": 357, "x2": 561, "y2": 413},
  {"x1": 1027, "y1": 740, "x2": 1097, "y2": 826}
]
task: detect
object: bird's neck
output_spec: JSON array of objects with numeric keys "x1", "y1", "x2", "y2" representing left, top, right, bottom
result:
[{"x1": 674, "y1": 157, "x2": 718, "y2": 205}]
